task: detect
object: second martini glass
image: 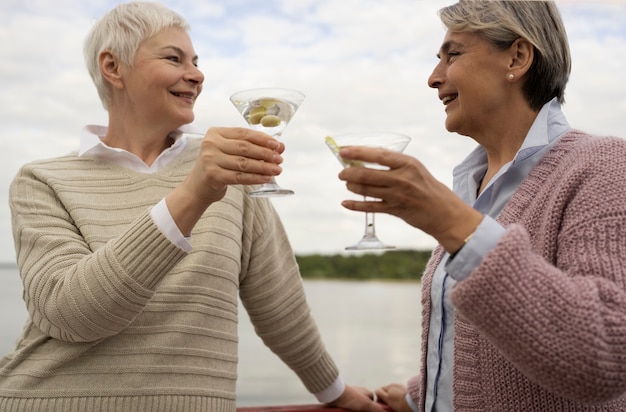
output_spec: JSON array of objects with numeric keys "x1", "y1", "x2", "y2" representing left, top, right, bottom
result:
[
  {"x1": 326, "y1": 132, "x2": 411, "y2": 250},
  {"x1": 230, "y1": 87, "x2": 305, "y2": 197}
]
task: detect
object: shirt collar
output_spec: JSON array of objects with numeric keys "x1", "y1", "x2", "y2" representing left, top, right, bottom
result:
[
  {"x1": 515, "y1": 97, "x2": 570, "y2": 163},
  {"x1": 452, "y1": 98, "x2": 571, "y2": 205},
  {"x1": 78, "y1": 124, "x2": 201, "y2": 173}
]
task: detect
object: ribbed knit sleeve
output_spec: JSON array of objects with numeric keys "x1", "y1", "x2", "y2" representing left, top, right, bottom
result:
[
  {"x1": 9, "y1": 156, "x2": 187, "y2": 343},
  {"x1": 405, "y1": 374, "x2": 422, "y2": 410},
  {"x1": 450, "y1": 133, "x2": 626, "y2": 406},
  {"x1": 238, "y1": 196, "x2": 339, "y2": 394}
]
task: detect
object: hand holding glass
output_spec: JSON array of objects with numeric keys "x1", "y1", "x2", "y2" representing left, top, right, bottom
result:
[
  {"x1": 230, "y1": 87, "x2": 305, "y2": 197},
  {"x1": 326, "y1": 132, "x2": 411, "y2": 250}
]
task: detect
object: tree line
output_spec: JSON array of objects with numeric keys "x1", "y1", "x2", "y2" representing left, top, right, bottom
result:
[
  {"x1": 295, "y1": 249, "x2": 432, "y2": 281},
  {"x1": 0, "y1": 250, "x2": 434, "y2": 281}
]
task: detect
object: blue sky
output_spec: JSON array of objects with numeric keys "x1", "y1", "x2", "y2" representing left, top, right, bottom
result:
[{"x1": 0, "y1": 0, "x2": 625, "y2": 261}]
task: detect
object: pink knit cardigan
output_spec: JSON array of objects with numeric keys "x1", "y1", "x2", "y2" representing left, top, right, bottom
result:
[{"x1": 408, "y1": 131, "x2": 626, "y2": 411}]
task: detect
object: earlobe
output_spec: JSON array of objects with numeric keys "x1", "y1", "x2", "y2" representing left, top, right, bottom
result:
[
  {"x1": 508, "y1": 38, "x2": 534, "y2": 79},
  {"x1": 99, "y1": 51, "x2": 124, "y2": 90}
]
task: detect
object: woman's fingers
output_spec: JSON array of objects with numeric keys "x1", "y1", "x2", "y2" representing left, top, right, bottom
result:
[
  {"x1": 209, "y1": 126, "x2": 284, "y2": 156},
  {"x1": 339, "y1": 145, "x2": 405, "y2": 169},
  {"x1": 375, "y1": 384, "x2": 412, "y2": 412},
  {"x1": 198, "y1": 127, "x2": 284, "y2": 186}
]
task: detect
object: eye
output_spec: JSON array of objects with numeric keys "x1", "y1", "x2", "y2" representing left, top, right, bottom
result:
[
  {"x1": 446, "y1": 52, "x2": 460, "y2": 62},
  {"x1": 436, "y1": 51, "x2": 460, "y2": 62},
  {"x1": 165, "y1": 55, "x2": 181, "y2": 63}
]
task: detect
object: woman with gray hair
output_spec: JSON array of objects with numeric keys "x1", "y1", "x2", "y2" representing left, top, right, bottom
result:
[
  {"x1": 335, "y1": 1, "x2": 626, "y2": 410},
  {"x1": 0, "y1": 2, "x2": 384, "y2": 412}
]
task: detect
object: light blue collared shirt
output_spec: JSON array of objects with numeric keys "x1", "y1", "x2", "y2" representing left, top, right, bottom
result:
[{"x1": 422, "y1": 98, "x2": 571, "y2": 412}]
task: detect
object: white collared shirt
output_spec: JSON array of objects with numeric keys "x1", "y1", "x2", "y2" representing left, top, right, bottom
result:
[{"x1": 79, "y1": 124, "x2": 194, "y2": 173}]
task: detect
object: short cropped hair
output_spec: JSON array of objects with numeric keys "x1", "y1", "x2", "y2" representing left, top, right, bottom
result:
[
  {"x1": 83, "y1": 2, "x2": 190, "y2": 110},
  {"x1": 438, "y1": 0, "x2": 571, "y2": 110}
]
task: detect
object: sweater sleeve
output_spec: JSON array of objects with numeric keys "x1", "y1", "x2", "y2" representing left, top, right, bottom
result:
[
  {"x1": 238, "y1": 197, "x2": 340, "y2": 395},
  {"x1": 450, "y1": 136, "x2": 626, "y2": 403},
  {"x1": 405, "y1": 375, "x2": 421, "y2": 411},
  {"x1": 9, "y1": 163, "x2": 187, "y2": 343}
]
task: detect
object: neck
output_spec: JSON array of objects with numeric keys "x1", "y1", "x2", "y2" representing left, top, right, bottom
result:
[
  {"x1": 475, "y1": 105, "x2": 539, "y2": 194},
  {"x1": 103, "y1": 115, "x2": 180, "y2": 166}
]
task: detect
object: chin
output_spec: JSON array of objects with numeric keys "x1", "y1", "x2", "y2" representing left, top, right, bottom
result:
[
  {"x1": 444, "y1": 115, "x2": 469, "y2": 137},
  {"x1": 178, "y1": 112, "x2": 195, "y2": 125},
  {"x1": 444, "y1": 118, "x2": 458, "y2": 134}
]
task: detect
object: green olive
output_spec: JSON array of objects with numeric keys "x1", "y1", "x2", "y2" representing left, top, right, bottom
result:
[
  {"x1": 249, "y1": 112, "x2": 265, "y2": 125},
  {"x1": 259, "y1": 98, "x2": 278, "y2": 108},
  {"x1": 260, "y1": 115, "x2": 281, "y2": 127},
  {"x1": 250, "y1": 106, "x2": 266, "y2": 115}
]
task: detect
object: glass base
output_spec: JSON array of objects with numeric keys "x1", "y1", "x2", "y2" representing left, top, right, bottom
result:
[
  {"x1": 248, "y1": 182, "x2": 294, "y2": 197},
  {"x1": 346, "y1": 236, "x2": 396, "y2": 251}
]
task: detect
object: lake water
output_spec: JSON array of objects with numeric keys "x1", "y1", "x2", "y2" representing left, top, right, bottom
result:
[{"x1": 0, "y1": 266, "x2": 422, "y2": 407}]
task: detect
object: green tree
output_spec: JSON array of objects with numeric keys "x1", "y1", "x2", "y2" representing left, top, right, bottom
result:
[{"x1": 295, "y1": 249, "x2": 432, "y2": 281}]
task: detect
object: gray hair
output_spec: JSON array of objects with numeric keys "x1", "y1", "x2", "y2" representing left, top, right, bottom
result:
[
  {"x1": 438, "y1": 0, "x2": 571, "y2": 110},
  {"x1": 83, "y1": 2, "x2": 190, "y2": 110}
]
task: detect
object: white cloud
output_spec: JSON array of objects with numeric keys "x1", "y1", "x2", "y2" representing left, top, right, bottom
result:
[{"x1": 0, "y1": 0, "x2": 625, "y2": 261}]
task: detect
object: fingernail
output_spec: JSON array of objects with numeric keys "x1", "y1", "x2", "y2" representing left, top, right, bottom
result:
[{"x1": 268, "y1": 140, "x2": 280, "y2": 150}]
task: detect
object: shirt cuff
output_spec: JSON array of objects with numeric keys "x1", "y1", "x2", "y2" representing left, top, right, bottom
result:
[
  {"x1": 314, "y1": 377, "x2": 345, "y2": 404},
  {"x1": 445, "y1": 215, "x2": 505, "y2": 281},
  {"x1": 150, "y1": 198, "x2": 193, "y2": 252}
]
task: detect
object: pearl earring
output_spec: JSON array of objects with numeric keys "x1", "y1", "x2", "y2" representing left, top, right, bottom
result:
[{"x1": 508, "y1": 73, "x2": 515, "y2": 80}]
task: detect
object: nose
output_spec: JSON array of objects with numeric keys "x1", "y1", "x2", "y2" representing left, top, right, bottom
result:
[
  {"x1": 428, "y1": 61, "x2": 444, "y2": 89},
  {"x1": 186, "y1": 65, "x2": 204, "y2": 85}
]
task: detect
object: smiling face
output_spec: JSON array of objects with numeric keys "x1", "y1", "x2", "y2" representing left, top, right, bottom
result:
[
  {"x1": 117, "y1": 27, "x2": 204, "y2": 130},
  {"x1": 428, "y1": 30, "x2": 513, "y2": 139}
]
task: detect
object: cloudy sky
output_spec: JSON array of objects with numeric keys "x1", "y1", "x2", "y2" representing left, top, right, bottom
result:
[{"x1": 0, "y1": 0, "x2": 625, "y2": 262}]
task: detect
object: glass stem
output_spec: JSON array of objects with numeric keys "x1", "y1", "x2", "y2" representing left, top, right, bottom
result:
[{"x1": 362, "y1": 196, "x2": 377, "y2": 239}]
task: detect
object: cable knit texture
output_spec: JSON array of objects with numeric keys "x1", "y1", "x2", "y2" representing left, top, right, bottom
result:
[
  {"x1": 0, "y1": 137, "x2": 339, "y2": 412},
  {"x1": 408, "y1": 131, "x2": 626, "y2": 411}
]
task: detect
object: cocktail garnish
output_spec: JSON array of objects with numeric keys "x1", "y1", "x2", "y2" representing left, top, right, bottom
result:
[
  {"x1": 325, "y1": 136, "x2": 362, "y2": 167},
  {"x1": 260, "y1": 115, "x2": 281, "y2": 127}
]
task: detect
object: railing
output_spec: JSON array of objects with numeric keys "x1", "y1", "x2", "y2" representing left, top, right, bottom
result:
[{"x1": 237, "y1": 404, "x2": 392, "y2": 412}]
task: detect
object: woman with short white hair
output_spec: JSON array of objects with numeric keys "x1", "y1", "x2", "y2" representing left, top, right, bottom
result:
[{"x1": 0, "y1": 3, "x2": 383, "y2": 412}]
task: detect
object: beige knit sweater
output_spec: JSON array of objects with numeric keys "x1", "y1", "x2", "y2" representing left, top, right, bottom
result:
[{"x1": 0, "y1": 138, "x2": 338, "y2": 411}]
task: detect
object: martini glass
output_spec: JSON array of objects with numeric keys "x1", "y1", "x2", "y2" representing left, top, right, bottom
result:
[
  {"x1": 230, "y1": 87, "x2": 305, "y2": 197},
  {"x1": 326, "y1": 132, "x2": 411, "y2": 250}
]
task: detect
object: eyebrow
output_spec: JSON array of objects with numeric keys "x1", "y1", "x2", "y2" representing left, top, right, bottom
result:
[{"x1": 162, "y1": 45, "x2": 199, "y2": 64}]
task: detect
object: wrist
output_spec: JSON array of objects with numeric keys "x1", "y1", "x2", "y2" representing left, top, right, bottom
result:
[
  {"x1": 438, "y1": 211, "x2": 483, "y2": 256},
  {"x1": 449, "y1": 230, "x2": 475, "y2": 259}
]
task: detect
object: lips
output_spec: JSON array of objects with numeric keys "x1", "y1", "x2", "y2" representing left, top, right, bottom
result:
[
  {"x1": 442, "y1": 94, "x2": 457, "y2": 105},
  {"x1": 171, "y1": 91, "x2": 196, "y2": 100}
]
